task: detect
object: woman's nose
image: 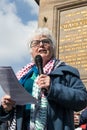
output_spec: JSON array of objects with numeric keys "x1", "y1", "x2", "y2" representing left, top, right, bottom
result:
[{"x1": 39, "y1": 41, "x2": 44, "y2": 46}]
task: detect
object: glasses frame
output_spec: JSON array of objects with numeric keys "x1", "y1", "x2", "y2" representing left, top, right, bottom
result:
[{"x1": 30, "y1": 39, "x2": 52, "y2": 48}]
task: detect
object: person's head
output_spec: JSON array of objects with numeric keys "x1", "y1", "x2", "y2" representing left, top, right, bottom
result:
[{"x1": 28, "y1": 27, "x2": 56, "y2": 66}]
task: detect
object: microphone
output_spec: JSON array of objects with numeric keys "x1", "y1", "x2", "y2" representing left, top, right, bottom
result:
[
  {"x1": 34, "y1": 55, "x2": 47, "y2": 95},
  {"x1": 35, "y1": 55, "x2": 43, "y2": 75}
]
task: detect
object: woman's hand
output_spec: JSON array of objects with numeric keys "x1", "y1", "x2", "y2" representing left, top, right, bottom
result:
[
  {"x1": 1, "y1": 95, "x2": 16, "y2": 112},
  {"x1": 36, "y1": 74, "x2": 50, "y2": 91}
]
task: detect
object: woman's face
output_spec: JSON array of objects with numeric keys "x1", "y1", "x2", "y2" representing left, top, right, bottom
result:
[{"x1": 30, "y1": 35, "x2": 54, "y2": 66}]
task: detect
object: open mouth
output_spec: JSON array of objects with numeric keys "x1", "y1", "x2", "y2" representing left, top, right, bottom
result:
[{"x1": 39, "y1": 49, "x2": 47, "y2": 53}]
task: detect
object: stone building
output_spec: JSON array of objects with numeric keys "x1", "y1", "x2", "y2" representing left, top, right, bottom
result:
[{"x1": 34, "y1": 0, "x2": 87, "y2": 87}]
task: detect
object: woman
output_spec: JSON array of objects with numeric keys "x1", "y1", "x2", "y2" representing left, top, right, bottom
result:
[{"x1": 0, "y1": 27, "x2": 87, "y2": 130}]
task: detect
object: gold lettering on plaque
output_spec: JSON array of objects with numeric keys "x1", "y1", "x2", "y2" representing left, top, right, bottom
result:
[
  {"x1": 58, "y1": 6, "x2": 87, "y2": 79},
  {"x1": 61, "y1": 19, "x2": 87, "y2": 31}
]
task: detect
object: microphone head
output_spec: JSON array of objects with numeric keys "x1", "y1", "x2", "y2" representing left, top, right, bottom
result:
[{"x1": 34, "y1": 55, "x2": 43, "y2": 68}]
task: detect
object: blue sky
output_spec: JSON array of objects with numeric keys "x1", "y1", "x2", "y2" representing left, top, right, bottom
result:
[{"x1": 0, "y1": 0, "x2": 39, "y2": 73}]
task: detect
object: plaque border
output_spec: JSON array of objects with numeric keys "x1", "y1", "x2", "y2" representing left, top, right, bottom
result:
[
  {"x1": 53, "y1": 0, "x2": 87, "y2": 83},
  {"x1": 53, "y1": 0, "x2": 87, "y2": 58}
]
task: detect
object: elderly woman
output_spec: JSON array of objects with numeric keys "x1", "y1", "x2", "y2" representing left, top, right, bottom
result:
[{"x1": 0, "y1": 28, "x2": 87, "y2": 130}]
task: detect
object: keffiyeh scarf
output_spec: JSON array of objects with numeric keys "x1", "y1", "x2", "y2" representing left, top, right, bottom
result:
[{"x1": 17, "y1": 58, "x2": 56, "y2": 130}]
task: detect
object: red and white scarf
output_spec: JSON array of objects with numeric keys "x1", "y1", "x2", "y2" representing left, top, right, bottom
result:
[{"x1": 16, "y1": 58, "x2": 56, "y2": 80}]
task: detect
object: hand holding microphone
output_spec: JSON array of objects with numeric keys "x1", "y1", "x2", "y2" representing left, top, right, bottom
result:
[{"x1": 35, "y1": 55, "x2": 50, "y2": 95}]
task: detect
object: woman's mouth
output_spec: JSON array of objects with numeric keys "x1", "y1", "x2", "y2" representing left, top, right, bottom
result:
[{"x1": 39, "y1": 49, "x2": 47, "y2": 53}]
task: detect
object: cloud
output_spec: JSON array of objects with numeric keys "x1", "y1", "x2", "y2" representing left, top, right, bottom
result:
[
  {"x1": 24, "y1": 0, "x2": 39, "y2": 15},
  {"x1": 0, "y1": 0, "x2": 38, "y2": 72}
]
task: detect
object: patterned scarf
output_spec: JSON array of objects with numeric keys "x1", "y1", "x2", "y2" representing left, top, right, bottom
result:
[
  {"x1": 29, "y1": 78, "x2": 47, "y2": 129},
  {"x1": 16, "y1": 59, "x2": 56, "y2": 80},
  {"x1": 8, "y1": 108, "x2": 16, "y2": 130},
  {"x1": 29, "y1": 59, "x2": 56, "y2": 130},
  {"x1": 17, "y1": 58, "x2": 56, "y2": 130}
]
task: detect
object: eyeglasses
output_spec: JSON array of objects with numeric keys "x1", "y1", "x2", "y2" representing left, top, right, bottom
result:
[{"x1": 30, "y1": 39, "x2": 52, "y2": 48}]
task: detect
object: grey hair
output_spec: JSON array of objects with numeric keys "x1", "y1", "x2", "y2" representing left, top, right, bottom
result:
[{"x1": 27, "y1": 27, "x2": 56, "y2": 56}]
